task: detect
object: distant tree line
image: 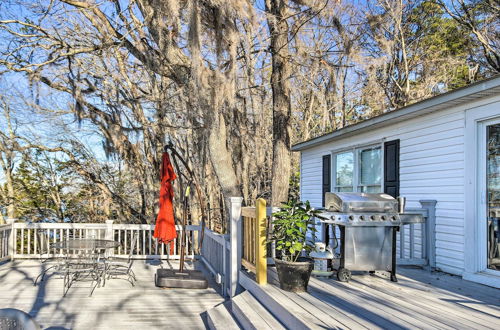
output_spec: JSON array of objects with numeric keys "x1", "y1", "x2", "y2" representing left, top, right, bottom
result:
[{"x1": 0, "y1": 0, "x2": 498, "y2": 228}]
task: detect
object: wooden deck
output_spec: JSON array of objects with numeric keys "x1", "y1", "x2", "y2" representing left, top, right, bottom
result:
[
  {"x1": 240, "y1": 266, "x2": 500, "y2": 329},
  {"x1": 0, "y1": 259, "x2": 224, "y2": 329}
]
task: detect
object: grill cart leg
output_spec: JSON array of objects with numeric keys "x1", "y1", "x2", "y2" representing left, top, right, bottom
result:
[
  {"x1": 326, "y1": 224, "x2": 334, "y2": 278},
  {"x1": 391, "y1": 226, "x2": 398, "y2": 282},
  {"x1": 336, "y1": 226, "x2": 351, "y2": 282},
  {"x1": 339, "y1": 226, "x2": 345, "y2": 269}
]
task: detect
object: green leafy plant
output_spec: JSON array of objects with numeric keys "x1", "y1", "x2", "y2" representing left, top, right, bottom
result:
[{"x1": 270, "y1": 199, "x2": 325, "y2": 262}]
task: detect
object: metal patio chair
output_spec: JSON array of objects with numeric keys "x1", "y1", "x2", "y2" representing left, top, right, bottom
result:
[
  {"x1": 33, "y1": 230, "x2": 66, "y2": 286},
  {"x1": 0, "y1": 308, "x2": 41, "y2": 330},
  {"x1": 103, "y1": 231, "x2": 138, "y2": 286},
  {"x1": 63, "y1": 245, "x2": 104, "y2": 297}
]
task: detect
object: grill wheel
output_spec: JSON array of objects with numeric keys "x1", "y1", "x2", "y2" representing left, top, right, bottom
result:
[{"x1": 336, "y1": 268, "x2": 351, "y2": 282}]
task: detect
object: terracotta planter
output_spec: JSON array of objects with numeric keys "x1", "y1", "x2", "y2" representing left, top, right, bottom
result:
[{"x1": 275, "y1": 257, "x2": 314, "y2": 292}]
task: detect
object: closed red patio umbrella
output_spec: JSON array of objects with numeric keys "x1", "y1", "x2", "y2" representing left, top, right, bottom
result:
[
  {"x1": 154, "y1": 144, "x2": 208, "y2": 289},
  {"x1": 153, "y1": 152, "x2": 177, "y2": 253}
]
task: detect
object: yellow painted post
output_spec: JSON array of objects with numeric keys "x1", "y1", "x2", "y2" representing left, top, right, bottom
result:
[{"x1": 256, "y1": 198, "x2": 267, "y2": 285}]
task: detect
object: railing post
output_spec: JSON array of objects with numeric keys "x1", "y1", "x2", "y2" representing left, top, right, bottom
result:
[
  {"x1": 105, "y1": 220, "x2": 114, "y2": 240},
  {"x1": 420, "y1": 200, "x2": 437, "y2": 270},
  {"x1": 223, "y1": 234, "x2": 230, "y2": 295},
  {"x1": 228, "y1": 197, "x2": 243, "y2": 298},
  {"x1": 6, "y1": 218, "x2": 15, "y2": 261},
  {"x1": 197, "y1": 223, "x2": 202, "y2": 255},
  {"x1": 256, "y1": 198, "x2": 267, "y2": 285},
  {"x1": 105, "y1": 220, "x2": 114, "y2": 257},
  {"x1": 268, "y1": 206, "x2": 277, "y2": 262}
]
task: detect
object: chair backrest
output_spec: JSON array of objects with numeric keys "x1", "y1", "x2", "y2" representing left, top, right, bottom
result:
[
  {"x1": 35, "y1": 230, "x2": 50, "y2": 258},
  {"x1": 0, "y1": 308, "x2": 41, "y2": 330},
  {"x1": 128, "y1": 231, "x2": 139, "y2": 261}
]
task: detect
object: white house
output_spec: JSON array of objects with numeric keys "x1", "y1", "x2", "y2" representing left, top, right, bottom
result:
[{"x1": 292, "y1": 75, "x2": 500, "y2": 288}]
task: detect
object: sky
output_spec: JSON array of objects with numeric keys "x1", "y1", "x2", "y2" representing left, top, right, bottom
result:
[{"x1": 0, "y1": 0, "x2": 473, "y2": 185}]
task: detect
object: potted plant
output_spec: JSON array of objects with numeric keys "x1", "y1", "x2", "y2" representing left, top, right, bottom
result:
[{"x1": 270, "y1": 199, "x2": 325, "y2": 292}]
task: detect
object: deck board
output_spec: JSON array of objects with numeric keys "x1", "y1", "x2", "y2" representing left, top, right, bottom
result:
[
  {"x1": 318, "y1": 276, "x2": 486, "y2": 329},
  {"x1": 291, "y1": 274, "x2": 428, "y2": 329},
  {"x1": 259, "y1": 281, "x2": 333, "y2": 329},
  {"x1": 308, "y1": 278, "x2": 447, "y2": 330},
  {"x1": 266, "y1": 270, "x2": 376, "y2": 329},
  {"x1": 242, "y1": 266, "x2": 500, "y2": 330},
  {"x1": 0, "y1": 260, "x2": 224, "y2": 329},
  {"x1": 346, "y1": 274, "x2": 499, "y2": 327}
]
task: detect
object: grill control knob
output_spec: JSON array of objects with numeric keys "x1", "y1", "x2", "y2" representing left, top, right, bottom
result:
[
  {"x1": 370, "y1": 215, "x2": 376, "y2": 221},
  {"x1": 381, "y1": 215, "x2": 386, "y2": 221},
  {"x1": 359, "y1": 215, "x2": 364, "y2": 221},
  {"x1": 348, "y1": 215, "x2": 354, "y2": 221},
  {"x1": 391, "y1": 216, "x2": 397, "y2": 221}
]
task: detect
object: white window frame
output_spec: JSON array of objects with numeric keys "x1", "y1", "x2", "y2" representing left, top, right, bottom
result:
[
  {"x1": 464, "y1": 100, "x2": 500, "y2": 288},
  {"x1": 479, "y1": 118, "x2": 500, "y2": 275},
  {"x1": 357, "y1": 146, "x2": 384, "y2": 193},
  {"x1": 332, "y1": 149, "x2": 356, "y2": 192},
  {"x1": 331, "y1": 142, "x2": 384, "y2": 193}
]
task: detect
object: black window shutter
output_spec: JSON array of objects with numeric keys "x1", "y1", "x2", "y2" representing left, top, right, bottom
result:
[
  {"x1": 322, "y1": 155, "x2": 331, "y2": 207},
  {"x1": 384, "y1": 139, "x2": 400, "y2": 198}
]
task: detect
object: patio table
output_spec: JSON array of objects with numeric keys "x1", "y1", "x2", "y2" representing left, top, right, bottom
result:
[
  {"x1": 50, "y1": 239, "x2": 120, "y2": 251},
  {"x1": 50, "y1": 239, "x2": 121, "y2": 296}
]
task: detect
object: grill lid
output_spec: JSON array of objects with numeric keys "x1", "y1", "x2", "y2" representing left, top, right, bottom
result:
[{"x1": 325, "y1": 192, "x2": 398, "y2": 213}]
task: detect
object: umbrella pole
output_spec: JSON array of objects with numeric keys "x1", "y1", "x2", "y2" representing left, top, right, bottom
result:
[
  {"x1": 165, "y1": 144, "x2": 207, "y2": 252},
  {"x1": 179, "y1": 191, "x2": 188, "y2": 272},
  {"x1": 156, "y1": 194, "x2": 208, "y2": 289}
]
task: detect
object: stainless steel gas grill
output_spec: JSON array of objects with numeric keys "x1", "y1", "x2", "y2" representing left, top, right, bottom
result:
[{"x1": 319, "y1": 192, "x2": 424, "y2": 282}]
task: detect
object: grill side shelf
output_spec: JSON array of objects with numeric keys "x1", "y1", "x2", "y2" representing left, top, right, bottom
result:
[{"x1": 399, "y1": 213, "x2": 425, "y2": 225}]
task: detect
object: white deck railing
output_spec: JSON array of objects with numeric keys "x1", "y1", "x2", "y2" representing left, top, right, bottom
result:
[
  {"x1": 398, "y1": 200, "x2": 437, "y2": 268},
  {"x1": 200, "y1": 228, "x2": 228, "y2": 291},
  {"x1": 1, "y1": 220, "x2": 200, "y2": 260},
  {"x1": 0, "y1": 224, "x2": 11, "y2": 262},
  {"x1": 397, "y1": 209, "x2": 427, "y2": 266}
]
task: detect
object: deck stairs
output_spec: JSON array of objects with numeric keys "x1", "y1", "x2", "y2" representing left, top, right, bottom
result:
[
  {"x1": 206, "y1": 266, "x2": 322, "y2": 330},
  {"x1": 207, "y1": 290, "x2": 287, "y2": 330},
  {"x1": 208, "y1": 266, "x2": 500, "y2": 330},
  {"x1": 206, "y1": 301, "x2": 241, "y2": 330}
]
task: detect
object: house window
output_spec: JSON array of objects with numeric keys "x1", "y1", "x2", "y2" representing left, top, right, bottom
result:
[
  {"x1": 486, "y1": 123, "x2": 500, "y2": 271},
  {"x1": 359, "y1": 147, "x2": 382, "y2": 192},
  {"x1": 333, "y1": 146, "x2": 382, "y2": 193},
  {"x1": 335, "y1": 151, "x2": 354, "y2": 192}
]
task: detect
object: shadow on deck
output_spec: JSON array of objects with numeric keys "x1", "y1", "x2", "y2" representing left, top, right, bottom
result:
[
  {"x1": 0, "y1": 259, "x2": 224, "y2": 329},
  {"x1": 239, "y1": 266, "x2": 500, "y2": 329}
]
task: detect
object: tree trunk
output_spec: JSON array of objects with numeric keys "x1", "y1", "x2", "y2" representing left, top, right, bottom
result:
[
  {"x1": 5, "y1": 166, "x2": 15, "y2": 220},
  {"x1": 266, "y1": 0, "x2": 292, "y2": 207},
  {"x1": 208, "y1": 111, "x2": 241, "y2": 199}
]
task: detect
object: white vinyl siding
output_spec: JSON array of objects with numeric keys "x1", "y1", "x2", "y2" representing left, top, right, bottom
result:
[{"x1": 299, "y1": 95, "x2": 500, "y2": 276}]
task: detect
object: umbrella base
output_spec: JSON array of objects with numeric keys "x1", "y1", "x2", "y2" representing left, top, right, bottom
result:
[{"x1": 155, "y1": 269, "x2": 208, "y2": 289}]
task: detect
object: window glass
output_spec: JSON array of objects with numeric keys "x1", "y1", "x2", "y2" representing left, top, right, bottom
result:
[
  {"x1": 360, "y1": 148, "x2": 381, "y2": 185},
  {"x1": 487, "y1": 123, "x2": 500, "y2": 271},
  {"x1": 337, "y1": 186, "x2": 354, "y2": 192},
  {"x1": 361, "y1": 186, "x2": 382, "y2": 193},
  {"x1": 335, "y1": 152, "x2": 353, "y2": 187},
  {"x1": 333, "y1": 146, "x2": 382, "y2": 193}
]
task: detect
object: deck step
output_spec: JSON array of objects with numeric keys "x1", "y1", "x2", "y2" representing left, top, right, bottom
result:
[
  {"x1": 231, "y1": 290, "x2": 286, "y2": 330},
  {"x1": 207, "y1": 301, "x2": 241, "y2": 330},
  {"x1": 239, "y1": 271, "x2": 310, "y2": 330}
]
